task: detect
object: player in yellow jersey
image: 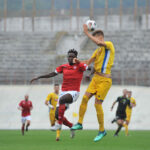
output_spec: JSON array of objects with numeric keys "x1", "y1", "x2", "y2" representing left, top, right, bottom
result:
[
  {"x1": 71, "y1": 24, "x2": 115, "y2": 142},
  {"x1": 45, "y1": 84, "x2": 60, "y2": 140},
  {"x1": 123, "y1": 91, "x2": 136, "y2": 136}
]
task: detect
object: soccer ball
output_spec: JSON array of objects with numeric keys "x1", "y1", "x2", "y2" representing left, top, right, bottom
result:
[{"x1": 86, "y1": 20, "x2": 97, "y2": 32}]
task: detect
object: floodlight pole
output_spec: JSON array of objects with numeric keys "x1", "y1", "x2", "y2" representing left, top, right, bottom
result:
[
  {"x1": 76, "y1": 0, "x2": 80, "y2": 32},
  {"x1": 119, "y1": 0, "x2": 122, "y2": 30},
  {"x1": 22, "y1": 0, "x2": 25, "y2": 31},
  {"x1": 4, "y1": 0, "x2": 7, "y2": 32},
  {"x1": 70, "y1": 0, "x2": 73, "y2": 31},
  {"x1": 134, "y1": 0, "x2": 137, "y2": 30},
  {"x1": 32, "y1": 0, "x2": 36, "y2": 32},
  {"x1": 50, "y1": 0, "x2": 54, "y2": 31},
  {"x1": 146, "y1": 0, "x2": 149, "y2": 29},
  {"x1": 105, "y1": 0, "x2": 108, "y2": 30},
  {"x1": 90, "y1": 0, "x2": 94, "y2": 19}
]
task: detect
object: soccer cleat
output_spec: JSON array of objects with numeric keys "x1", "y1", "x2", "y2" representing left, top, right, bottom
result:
[
  {"x1": 94, "y1": 130, "x2": 107, "y2": 142},
  {"x1": 71, "y1": 123, "x2": 83, "y2": 130},
  {"x1": 56, "y1": 137, "x2": 60, "y2": 141},
  {"x1": 70, "y1": 129, "x2": 75, "y2": 138},
  {"x1": 51, "y1": 123, "x2": 62, "y2": 131},
  {"x1": 114, "y1": 134, "x2": 118, "y2": 137}
]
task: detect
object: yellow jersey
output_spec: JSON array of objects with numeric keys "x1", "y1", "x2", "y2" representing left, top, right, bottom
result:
[
  {"x1": 91, "y1": 41, "x2": 115, "y2": 75},
  {"x1": 46, "y1": 92, "x2": 58, "y2": 109},
  {"x1": 126, "y1": 97, "x2": 136, "y2": 114}
]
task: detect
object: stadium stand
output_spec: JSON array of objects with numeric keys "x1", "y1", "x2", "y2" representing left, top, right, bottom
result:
[{"x1": 0, "y1": 30, "x2": 150, "y2": 85}]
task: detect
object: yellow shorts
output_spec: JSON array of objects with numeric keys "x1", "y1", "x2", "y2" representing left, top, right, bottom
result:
[{"x1": 86, "y1": 74, "x2": 112, "y2": 101}]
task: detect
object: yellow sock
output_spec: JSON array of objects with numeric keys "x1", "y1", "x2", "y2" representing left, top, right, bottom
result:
[
  {"x1": 78, "y1": 95, "x2": 89, "y2": 124},
  {"x1": 95, "y1": 103, "x2": 104, "y2": 132},
  {"x1": 123, "y1": 124, "x2": 128, "y2": 136},
  {"x1": 56, "y1": 130, "x2": 61, "y2": 139}
]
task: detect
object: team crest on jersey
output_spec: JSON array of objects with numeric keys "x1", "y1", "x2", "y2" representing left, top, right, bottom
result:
[{"x1": 73, "y1": 66, "x2": 77, "y2": 69}]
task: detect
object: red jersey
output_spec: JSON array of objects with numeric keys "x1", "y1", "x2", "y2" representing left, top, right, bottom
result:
[
  {"x1": 19, "y1": 100, "x2": 33, "y2": 117},
  {"x1": 55, "y1": 63, "x2": 88, "y2": 92}
]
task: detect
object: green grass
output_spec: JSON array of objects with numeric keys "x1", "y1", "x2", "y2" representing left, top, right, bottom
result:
[{"x1": 0, "y1": 130, "x2": 150, "y2": 150}]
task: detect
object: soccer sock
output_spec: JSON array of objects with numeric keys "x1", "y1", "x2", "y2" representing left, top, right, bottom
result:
[
  {"x1": 115, "y1": 125, "x2": 122, "y2": 135},
  {"x1": 123, "y1": 124, "x2": 128, "y2": 136},
  {"x1": 63, "y1": 117, "x2": 73, "y2": 128},
  {"x1": 78, "y1": 95, "x2": 89, "y2": 124},
  {"x1": 58, "y1": 104, "x2": 66, "y2": 125},
  {"x1": 56, "y1": 130, "x2": 61, "y2": 139},
  {"x1": 95, "y1": 103, "x2": 104, "y2": 132},
  {"x1": 22, "y1": 124, "x2": 25, "y2": 135}
]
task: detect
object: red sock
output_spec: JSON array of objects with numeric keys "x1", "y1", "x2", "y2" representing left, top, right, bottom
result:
[
  {"x1": 63, "y1": 117, "x2": 73, "y2": 128},
  {"x1": 58, "y1": 104, "x2": 66, "y2": 124}
]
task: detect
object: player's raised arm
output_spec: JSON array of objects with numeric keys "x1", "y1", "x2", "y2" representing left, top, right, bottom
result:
[
  {"x1": 83, "y1": 24, "x2": 106, "y2": 47},
  {"x1": 30, "y1": 72, "x2": 57, "y2": 84}
]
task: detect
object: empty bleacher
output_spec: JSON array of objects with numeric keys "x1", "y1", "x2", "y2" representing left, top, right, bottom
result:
[{"x1": 0, "y1": 30, "x2": 150, "y2": 86}]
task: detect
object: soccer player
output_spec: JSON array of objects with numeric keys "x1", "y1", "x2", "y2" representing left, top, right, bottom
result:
[
  {"x1": 71, "y1": 24, "x2": 115, "y2": 142},
  {"x1": 123, "y1": 91, "x2": 136, "y2": 136},
  {"x1": 30, "y1": 49, "x2": 93, "y2": 138},
  {"x1": 111, "y1": 89, "x2": 131, "y2": 136},
  {"x1": 45, "y1": 84, "x2": 59, "y2": 126},
  {"x1": 45, "y1": 84, "x2": 60, "y2": 141},
  {"x1": 18, "y1": 95, "x2": 33, "y2": 135}
]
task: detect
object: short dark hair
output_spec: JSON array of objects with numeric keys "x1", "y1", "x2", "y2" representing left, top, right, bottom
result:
[
  {"x1": 92, "y1": 30, "x2": 104, "y2": 37},
  {"x1": 54, "y1": 83, "x2": 59, "y2": 86},
  {"x1": 68, "y1": 49, "x2": 78, "y2": 57}
]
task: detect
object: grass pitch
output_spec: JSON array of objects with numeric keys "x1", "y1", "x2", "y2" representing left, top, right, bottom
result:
[{"x1": 0, "y1": 130, "x2": 149, "y2": 150}]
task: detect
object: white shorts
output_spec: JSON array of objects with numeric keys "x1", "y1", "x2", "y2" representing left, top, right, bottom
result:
[
  {"x1": 57, "y1": 91, "x2": 80, "y2": 108},
  {"x1": 21, "y1": 115, "x2": 31, "y2": 124}
]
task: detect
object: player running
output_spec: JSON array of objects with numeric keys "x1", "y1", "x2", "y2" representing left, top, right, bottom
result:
[
  {"x1": 71, "y1": 24, "x2": 115, "y2": 142},
  {"x1": 111, "y1": 89, "x2": 131, "y2": 136},
  {"x1": 18, "y1": 95, "x2": 33, "y2": 135},
  {"x1": 30, "y1": 49, "x2": 93, "y2": 139},
  {"x1": 123, "y1": 91, "x2": 136, "y2": 136}
]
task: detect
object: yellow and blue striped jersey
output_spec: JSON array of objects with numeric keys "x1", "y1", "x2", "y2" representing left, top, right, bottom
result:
[{"x1": 91, "y1": 41, "x2": 115, "y2": 75}]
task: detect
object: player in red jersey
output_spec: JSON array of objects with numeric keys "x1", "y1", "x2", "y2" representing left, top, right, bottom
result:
[
  {"x1": 18, "y1": 95, "x2": 33, "y2": 135},
  {"x1": 30, "y1": 49, "x2": 93, "y2": 137}
]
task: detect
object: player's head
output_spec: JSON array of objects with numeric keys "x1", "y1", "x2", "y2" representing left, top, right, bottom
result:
[
  {"x1": 123, "y1": 89, "x2": 128, "y2": 97},
  {"x1": 67, "y1": 49, "x2": 78, "y2": 65},
  {"x1": 25, "y1": 94, "x2": 29, "y2": 101},
  {"x1": 54, "y1": 83, "x2": 59, "y2": 94},
  {"x1": 127, "y1": 91, "x2": 132, "y2": 98},
  {"x1": 92, "y1": 30, "x2": 104, "y2": 40}
]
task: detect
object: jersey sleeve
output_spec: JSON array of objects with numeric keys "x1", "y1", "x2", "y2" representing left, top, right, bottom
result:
[
  {"x1": 79, "y1": 63, "x2": 88, "y2": 72},
  {"x1": 105, "y1": 41, "x2": 114, "y2": 51},
  {"x1": 116, "y1": 97, "x2": 120, "y2": 102},
  {"x1": 91, "y1": 49, "x2": 99, "y2": 59},
  {"x1": 55, "y1": 65, "x2": 64, "y2": 74},
  {"x1": 131, "y1": 97, "x2": 136, "y2": 105},
  {"x1": 19, "y1": 101, "x2": 22, "y2": 107}
]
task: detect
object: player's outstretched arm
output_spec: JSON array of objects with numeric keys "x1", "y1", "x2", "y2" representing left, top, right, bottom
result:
[
  {"x1": 30, "y1": 72, "x2": 57, "y2": 84},
  {"x1": 111, "y1": 101, "x2": 117, "y2": 111},
  {"x1": 83, "y1": 24, "x2": 106, "y2": 47}
]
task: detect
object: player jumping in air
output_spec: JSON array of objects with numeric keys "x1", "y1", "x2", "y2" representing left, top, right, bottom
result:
[
  {"x1": 111, "y1": 89, "x2": 131, "y2": 136},
  {"x1": 30, "y1": 49, "x2": 94, "y2": 140},
  {"x1": 71, "y1": 24, "x2": 115, "y2": 142},
  {"x1": 123, "y1": 91, "x2": 136, "y2": 136},
  {"x1": 18, "y1": 95, "x2": 33, "y2": 135}
]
